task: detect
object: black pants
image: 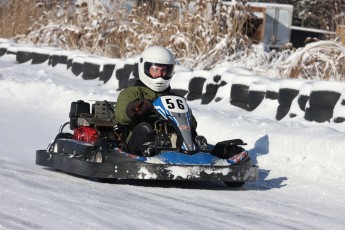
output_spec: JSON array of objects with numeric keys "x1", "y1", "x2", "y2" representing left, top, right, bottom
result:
[{"x1": 128, "y1": 122, "x2": 155, "y2": 155}]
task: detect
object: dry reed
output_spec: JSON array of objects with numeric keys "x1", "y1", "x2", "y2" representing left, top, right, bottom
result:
[{"x1": 1, "y1": 0, "x2": 345, "y2": 80}]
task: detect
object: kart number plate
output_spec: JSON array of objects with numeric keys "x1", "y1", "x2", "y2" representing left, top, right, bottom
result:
[{"x1": 160, "y1": 95, "x2": 189, "y2": 113}]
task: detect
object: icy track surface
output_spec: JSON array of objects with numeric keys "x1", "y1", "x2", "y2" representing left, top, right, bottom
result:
[{"x1": 0, "y1": 55, "x2": 345, "y2": 229}]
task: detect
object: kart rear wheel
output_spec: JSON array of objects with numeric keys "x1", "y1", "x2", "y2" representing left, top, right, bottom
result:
[{"x1": 224, "y1": 181, "x2": 245, "y2": 188}]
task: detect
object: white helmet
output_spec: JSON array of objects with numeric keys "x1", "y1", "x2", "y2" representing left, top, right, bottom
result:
[{"x1": 138, "y1": 46, "x2": 175, "y2": 92}]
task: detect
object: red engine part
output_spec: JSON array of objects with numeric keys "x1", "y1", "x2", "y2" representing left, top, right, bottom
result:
[{"x1": 73, "y1": 126, "x2": 98, "y2": 144}]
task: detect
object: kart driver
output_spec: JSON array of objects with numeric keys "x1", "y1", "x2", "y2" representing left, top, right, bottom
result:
[{"x1": 115, "y1": 46, "x2": 200, "y2": 156}]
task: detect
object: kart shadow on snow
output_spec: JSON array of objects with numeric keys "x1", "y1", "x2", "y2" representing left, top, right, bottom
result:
[
  {"x1": 247, "y1": 134, "x2": 287, "y2": 190},
  {"x1": 106, "y1": 179, "x2": 250, "y2": 191}
]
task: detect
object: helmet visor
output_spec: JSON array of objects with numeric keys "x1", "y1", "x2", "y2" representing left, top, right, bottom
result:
[{"x1": 144, "y1": 62, "x2": 174, "y2": 80}]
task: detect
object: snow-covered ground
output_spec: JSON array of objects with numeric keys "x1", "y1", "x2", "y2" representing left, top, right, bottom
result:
[{"x1": 1, "y1": 53, "x2": 345, "y2": 229}]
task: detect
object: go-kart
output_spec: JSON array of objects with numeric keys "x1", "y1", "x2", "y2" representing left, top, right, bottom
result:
[{"x1": 36, "y1": 95, "x2": 259, "y2": 187}]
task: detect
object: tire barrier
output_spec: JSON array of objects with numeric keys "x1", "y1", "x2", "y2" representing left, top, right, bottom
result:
[
  {"x1": 230, "y1": 84, "x2": 250, "y2": 111},
  {"x1": 186, "y1": 77, "x2": 206, "y2": 101},
  {"x1": 275, "y1": 80, "x2": 306, "y2": 120},
  {"x1": 59, "y1": 52, "x2": 69, "y2": 65},
  {"x1": 67, "y1": 57, "x2": 73, "y2": 69},
  {"x1": 49, "y1": 50, "x2": 61, "y2": 67},
  {"x1": 298, "y1": 95, "x2": 309, "y2": 111},
  {"x1": 48, "y1": 50, "x2": 79, "y2": 67},
  {"x1": 66, "y1": 52, "x2": 86, "y2": 70},
  {"x1": 32, "y1": 52, "x2": 49, "y2": 64},
  {"x1": 201, "y1": 75, "x2": 228, "y2": 104},
  {"x1": 265, "y1": 80, "x2": 280, "y2": 100},
  {"x1": 128, "y1": 63, "x2": 139, "y2": 87},
  {"x1": 0, "y1": 47, "x2": 6, "y2": 56},
  {"x1": 186, "y1": 72, "x2": 208, "y2": 101},
  {"x1": 276, "y1": 88, "x2": 299, "y2": 120},
  {"x1": 101, "y1": 63, "x2": 116, "y2": 83},
  {"x1": 2, "y1": 41, "x2": 345, "y2": 124},
  {"x1": 210, "y1": 71, "x2": 238, "y2": 103},
  {"x1": 71, "y1": 56, "x2": 85, "y2": 76},
  {"x1": 115, "y1": 63, "x2": 134, "y2": 90},
  {"x1": 201, "y1": 82, "x2": 220, "y2": 104},
  {"x1": 248, "y1": 89, "x2": 266, "y2": 111},
  {"x1": 333, "y1": 94, "x2": 345, "y2": 123},
  {"x1": 304, "y1": 82, "x2": 345, "y2": 122},
  {"x1": 115, "y1": 59, "x2": 134, "y2": 90},
  {"x1": 247, "y1": 80, "x2": 270, "y2": 110},
  {"x1": 31, "y1": 48, "x2": 51, "y2": 64},
  {"x1": 305, "y1": 106, "x2": 335, "y2": 122},
  {"x1": 16, "y1": 50, "x2": 32, "y2": 64},
  {"x1": 82, "y1": 61, "x2": 100, "y2": 80},
  {"x1": 81, "y1": 57, "x2": 106, "y2": 80},
  {"x1": 288, "y1": 83, "x2": 311, "y2": 118},
  {"x1": 230, "y1": 76, "x2": 259, "y2": 111}
]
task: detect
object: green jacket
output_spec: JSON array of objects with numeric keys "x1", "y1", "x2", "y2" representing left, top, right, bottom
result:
[{"x1": 115, "y1": 84, "x2": 171, "y2": 126}]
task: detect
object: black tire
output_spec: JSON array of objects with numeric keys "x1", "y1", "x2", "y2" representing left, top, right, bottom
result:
[
  {"x1": 230, "y1": 100, "x2": 250, "y2": 111},
  {"x1": 31, "y1": 52, "x2": 49, "y2": 64},
  {"x1": 333, "y1": 99, "x2": 345, "y2": 123},
  {"x1": 276, "y1": 105, "x2": 290, "y2": 120},
  {"x1": 67, "y1": 58, "x2": 73, "y2": 69},
  {"x1": 224, "y1": 181, "x2": 245, "y2": 187},
  {"x1": 230, "y1": 84, "x2": 251, "y2": 110},
  {"x1": 50, "y1": 54, "x2": 60, "y2": 67},
  {"x1": 231, "y1": 84, "x2": 249, "y2": 102},
  {"x1": 60, "y1": 55, "x2": 68, "y2": 64},
  {"x1": 201, "y1": 83, "x2": 218, "y2": 104},
  {"x1": 116, "y1": 64, "x2": 134, "y2": 90},
  {"x1": 309, "y1": 91, "x2": 340, "y2": 107},
  {"x1": 186, "y1": 77, "x2": 206, "y2": 101},
  {"x1": 248, "y1": 90, "x2": 266, "y2": 110},
  {"x1": 0, "y1": 48, "x2": 7, "y2": 56},
  {"x1": 189, "y1": 77, "x2": 206, "y2": 93},
  {"x1": 297, "y1": 95, "x2": 309, "y2": 111},
  {"x1": 16, "y1": 51, "x2": 32, "y2": 64},
  {"x1": 82, "y1": 62, "x2": 100, "y2": 80},
  {"x1": 265, "y1": 90, "x2": 279, "y2": 100},
  {"x1": 304, "y1": 106, "x2": 334, "y2": 122},
  {"x1": 278, "y1": 88, "x2": 299, "y2": 106},
  {"x1": 71, "y1": 62, "x2": 84, "y2": 76},
  {"x1": 101, "y1": 64, "x2": 115, "y2": 83}
]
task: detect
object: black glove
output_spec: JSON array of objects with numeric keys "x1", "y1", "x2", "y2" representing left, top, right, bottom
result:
[{"x1": 126, "y1": 99, "x2": 153, "y2": 119}]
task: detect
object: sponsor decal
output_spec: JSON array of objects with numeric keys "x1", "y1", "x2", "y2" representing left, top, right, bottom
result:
[
  {"x1": 230, "y1": 151, "x2": 248, "y2": 163},
  {"x1": 178, "y1": 125, "x2": 190, "y2": 130}
]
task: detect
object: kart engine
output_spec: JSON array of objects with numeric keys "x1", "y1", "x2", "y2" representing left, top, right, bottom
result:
[
  {"x1": 73, "y1": 126, "x2": 98, "y2": 144},
  {"x1": 68, "y1": 100, "x2": 118, "y2": 144}
]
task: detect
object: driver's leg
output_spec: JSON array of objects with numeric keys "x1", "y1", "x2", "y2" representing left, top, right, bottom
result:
[{"x1": 128, "y1": 122, "x2": 155, "y2": 155}]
